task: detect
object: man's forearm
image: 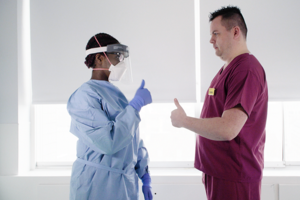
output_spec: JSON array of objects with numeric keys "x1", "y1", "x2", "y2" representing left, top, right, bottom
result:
[
  {"x1": 170, "y1": 99, "x2": 248, "y2": 141},
  {"x1": 182, "y1": 107, "x2": 248, "y2": 141},
  {"x1": 183, "y1": 116, "x2": 233, "y2": 141}
]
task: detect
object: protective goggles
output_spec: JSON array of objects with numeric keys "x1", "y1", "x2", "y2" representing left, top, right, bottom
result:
[
  {"x1": 87, "y1": 36, "x2": 133, "y2": 83},
  {"x1": 85, "y1": 44, "x2": 129, "y2": 60}
]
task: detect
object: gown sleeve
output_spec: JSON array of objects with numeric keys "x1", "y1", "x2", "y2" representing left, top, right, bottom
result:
[
  {"x1": 135, "y1": 138, "x2": 150, "y2": 178},
  {"x1": 67, "y1": 86, "x2": 141, "y2": 155}
]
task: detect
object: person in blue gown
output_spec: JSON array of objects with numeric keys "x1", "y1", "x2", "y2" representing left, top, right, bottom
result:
[{"x1": 67, "y1": 33, "x2": 153, "y2": 200}]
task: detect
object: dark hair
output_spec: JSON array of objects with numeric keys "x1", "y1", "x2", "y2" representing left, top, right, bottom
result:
[
  {"x1": 84, "y1": 33, "x2": 119, "y2": 68},
  {"x1": 209, "y1": 6, "x2": 248, "y2": 39}
]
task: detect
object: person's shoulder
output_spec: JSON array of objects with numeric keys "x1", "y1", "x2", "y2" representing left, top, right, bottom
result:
[
  {"x1": 68, "y1": 80, "x2": 104, "y2": 106},
  {"x1": 231, "y1": 54, "x2": 266, "y2": 87},
  {"x1": 246, "y1": 54, "x2": 265, "y2": 75},
  {"x1": 76, "y1": 80, "x2": 95, "y2": 93},
  {"x1": 82, "y1": 80, "x2": 124, "y2": 99},
  {"x1": 80, "y1": 80, "x2": 107, "y2": 92},
  {"x1": 234, "y1": 53, "x2": 264, "y2": 73},
  {"x1": 71, "y1": 80, "x2": 103, "y2": 99}
]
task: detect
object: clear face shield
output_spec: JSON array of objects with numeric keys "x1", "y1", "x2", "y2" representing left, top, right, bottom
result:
[{"x1": 86, "y1": 38, "x2": 133, "y2": 83}]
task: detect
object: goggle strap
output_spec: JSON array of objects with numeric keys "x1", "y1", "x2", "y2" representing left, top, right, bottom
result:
[{"x1": 93, "y1": 36, "x2": 112, "y2": 66}]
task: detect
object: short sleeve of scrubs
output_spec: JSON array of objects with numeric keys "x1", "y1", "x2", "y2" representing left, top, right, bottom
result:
[{"x1": 224, "y1": 70, "x2": 262, "y2": 117}]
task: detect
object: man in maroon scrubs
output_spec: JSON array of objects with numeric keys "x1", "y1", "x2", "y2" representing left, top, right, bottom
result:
[{"x1": 171, "y1": 6, "x2": 268, "y2": 200}]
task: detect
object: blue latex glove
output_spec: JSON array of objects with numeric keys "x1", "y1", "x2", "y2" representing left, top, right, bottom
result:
[
  {"x1": 141, "y1": 173, "x2": 153, "y2": 200},
  {"x1": 129, "y1": 80, "x2": 152, "y2": 112}
]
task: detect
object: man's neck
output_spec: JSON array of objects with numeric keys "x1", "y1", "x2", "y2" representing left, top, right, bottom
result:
[{"x1": 223, "y1": 48, "x2": 250, "y2": 69}]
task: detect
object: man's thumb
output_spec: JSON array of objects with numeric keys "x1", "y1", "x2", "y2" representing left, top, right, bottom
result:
[{"x1": 174, "y1": 98, "x2": 181, "y2": 109}]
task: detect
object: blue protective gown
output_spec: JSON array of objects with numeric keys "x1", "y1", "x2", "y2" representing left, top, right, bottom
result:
[{"x1": 67, "y1": 80, "x2": 150, "y2": 200}]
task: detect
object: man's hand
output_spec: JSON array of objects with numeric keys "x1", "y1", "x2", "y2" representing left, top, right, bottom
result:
[{"x1": 170, "y1": 98, "x2": 187, "y2": 128}]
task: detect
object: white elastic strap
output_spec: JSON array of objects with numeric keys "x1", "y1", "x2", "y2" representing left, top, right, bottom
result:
[{"x1": 86, "y1": 46, "x2": 108, "y2": 56}]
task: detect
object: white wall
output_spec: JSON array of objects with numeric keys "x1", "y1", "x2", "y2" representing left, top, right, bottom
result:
[{"x1": 0, "y1": 0, "x2": 19, "y2": 175}]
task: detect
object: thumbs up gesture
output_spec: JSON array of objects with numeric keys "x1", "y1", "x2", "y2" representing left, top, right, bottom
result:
[
  {"x1": 129, "y1": 80, "x2": 152, "y2": 112},
  {"x1": 170, "y1": 98, "x2": 187, "y2": 128}
]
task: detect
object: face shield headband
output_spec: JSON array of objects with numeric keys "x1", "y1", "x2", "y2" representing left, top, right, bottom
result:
[{"x1": 86, "y1": 36, "x2": 129, "y2": 70}]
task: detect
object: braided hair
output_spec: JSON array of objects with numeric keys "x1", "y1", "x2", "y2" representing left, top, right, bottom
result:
[{"x1": 84, "y1": 33, "x2": 119, "y2": 68}]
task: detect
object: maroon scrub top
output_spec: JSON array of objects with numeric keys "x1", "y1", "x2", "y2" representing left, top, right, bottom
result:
[{"x1": 194, "y1": 53, "x2": 268, "y2": 182}]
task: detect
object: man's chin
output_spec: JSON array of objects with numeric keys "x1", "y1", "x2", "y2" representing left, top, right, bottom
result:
[{"x1": 215, "y1": 51, "x2": 221, "y2": 57}]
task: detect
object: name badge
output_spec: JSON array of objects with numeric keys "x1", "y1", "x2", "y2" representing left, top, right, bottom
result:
[{"x1": 208, "y1": 88, "x2": 215, "y2": 96}]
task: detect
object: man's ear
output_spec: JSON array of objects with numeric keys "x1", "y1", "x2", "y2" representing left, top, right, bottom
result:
[{"x1": 232, "y1": 26, "x2": 241, "y2": 39}]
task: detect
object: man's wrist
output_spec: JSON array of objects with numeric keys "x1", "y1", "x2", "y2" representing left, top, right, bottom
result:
[{"x1": 182, "y1": 115, "x2": 189, "y2": 128}]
